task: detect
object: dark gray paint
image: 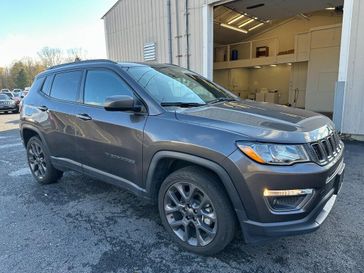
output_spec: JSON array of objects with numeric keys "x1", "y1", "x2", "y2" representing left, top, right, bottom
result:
[{"x1": 20, "y1": 60, "x2": 345, "y2": 243}]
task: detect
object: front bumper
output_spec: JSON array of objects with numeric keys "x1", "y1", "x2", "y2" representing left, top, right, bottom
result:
[
  {"x1": 0, "y1": 105, "x2": 18, "y2": 112},
  {"x1": 223, "y1": 145, "x2": 345, "y2": 243}
]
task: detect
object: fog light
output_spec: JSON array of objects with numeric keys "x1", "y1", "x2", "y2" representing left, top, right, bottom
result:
[
  {"x1": 263, "y1": 189, "x2": 313, "y2": 197},
  {"x1": 263, "y1": 188, "x2": 314, "y2": 212}
]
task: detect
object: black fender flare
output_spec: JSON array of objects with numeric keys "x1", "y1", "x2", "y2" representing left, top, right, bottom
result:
[
  {"x1": 145, "y1": 151, "x2": 249, "y2": 224},
  {"x1": 20, "y1": 123, "x2": 51, "y2": 154}
]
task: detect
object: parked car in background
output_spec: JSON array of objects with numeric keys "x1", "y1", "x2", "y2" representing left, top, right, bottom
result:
[
  {"x1": 18, "y1": 91, "x2": 29, "y2": 110},
  {"x1": 1, "y1": 89, "x2": 11, "y2": 93},
  {"x1": 21, "y1": 91, "x2": 29, "y2": 98},
  {"x1": 0, "y1": 93, "x2": 19, "y2": 113},
  {"x1": 2, "y1": 91, "x2": 14, "y2": 99},
  {"x1": 12, "y1": 92, "x2": 22, "y2": 107},
  {"x1": 12, "y1": 88, "x2": 22, "y2": 94},
  {"x1": 20, "y1": 60, "x2": 345, "y2": 255}
]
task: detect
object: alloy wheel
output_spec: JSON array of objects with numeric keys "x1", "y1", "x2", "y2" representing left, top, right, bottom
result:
[
  {"x1": 163, "y1": 182, "x2": 217, "y2": 247},
  {"x1": 28, "y1": 141, "x2": 47, "y2": 180}
]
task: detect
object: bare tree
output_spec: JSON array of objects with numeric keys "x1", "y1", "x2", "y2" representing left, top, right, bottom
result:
[
  {"x1": 65, "y1": 48, "x2": 88, "y2": 63},
  {"x1": 37, "y1": 47, "x2": 63, "y2": 67}
]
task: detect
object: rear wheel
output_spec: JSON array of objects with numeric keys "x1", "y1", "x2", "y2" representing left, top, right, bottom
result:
[
  {"x1": 158, "y1": 166, "x2": 236, "y2": 255},
  {"x1": 26, "y1": 136, "x2": 63, "y2": 184}
]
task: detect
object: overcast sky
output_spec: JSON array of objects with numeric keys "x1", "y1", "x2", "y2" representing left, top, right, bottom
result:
[{"x1": 0, "y1": 0, "x2": 117, "y2": 67}]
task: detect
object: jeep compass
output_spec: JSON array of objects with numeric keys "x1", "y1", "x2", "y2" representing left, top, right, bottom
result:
[{"x1": 20, "y1": 60, "x2": 345, "y2": 255}]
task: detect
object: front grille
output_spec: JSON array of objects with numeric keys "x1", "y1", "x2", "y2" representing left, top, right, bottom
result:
[
  {"x1": 0, "y1": 101, "x2": 12, "y2": 105},
  {"x1": 308, "y1": 131, "x2": 342, "y2": 165}
]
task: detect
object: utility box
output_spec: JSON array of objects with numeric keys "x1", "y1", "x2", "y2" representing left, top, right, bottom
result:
[
  {"x1": 256, "y1": 92, "x2": 265, "y2": 102},
  {"x1": 265, "y1": 92, "x2": 280, "y2": 104},
  {"x1": 256, "y1": 46, "x2": 269, "y2": 58}
]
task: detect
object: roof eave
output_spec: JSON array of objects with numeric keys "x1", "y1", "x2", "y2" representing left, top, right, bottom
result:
[{"x1": 101, "y1": 0, "x2": 121, "y2": 19}]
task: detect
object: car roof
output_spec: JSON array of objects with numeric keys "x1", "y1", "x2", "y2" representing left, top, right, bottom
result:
[{"x1": 36, "y1": 59, "x2": 178, "y2": 78}]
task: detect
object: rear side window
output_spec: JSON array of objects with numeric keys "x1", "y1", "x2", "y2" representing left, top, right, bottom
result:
[
  {"x1": 50, "y1": 71, "x2": 82, "y2": 102},
  {"x1": 41, "y1": 75, "x2": 54, "y2": 96},
  {"x1": 30, "y1": 77, "x2": 45, "y2": 93},
  {"x1": 83, "y1": 70, "x2": 133, "y2": 106}
]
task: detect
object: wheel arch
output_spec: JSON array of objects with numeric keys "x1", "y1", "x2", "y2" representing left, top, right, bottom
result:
[
  {"x1": 21, "y1": 124, "x2": 51, "y2": 154},
  {"x1": 145, "y1": 151, "x2": 248, "y2": 224}
]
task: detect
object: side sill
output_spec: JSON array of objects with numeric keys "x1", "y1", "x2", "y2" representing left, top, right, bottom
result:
[{"x1": 50, "y1": 156, "x2": 150, "y2": 201}]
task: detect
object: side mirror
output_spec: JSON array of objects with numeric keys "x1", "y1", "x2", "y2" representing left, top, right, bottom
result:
[
  {"x1": 20, "y1": 95, "x2": 24, "y2": 99},
  {"x1": 104, "y1": 95, "x2": 142, "y2": 112}
]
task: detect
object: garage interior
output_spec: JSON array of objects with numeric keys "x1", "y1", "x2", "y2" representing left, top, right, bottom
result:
[{"x1": 212, "y1": 0, "x2": 344, "y2": 117}]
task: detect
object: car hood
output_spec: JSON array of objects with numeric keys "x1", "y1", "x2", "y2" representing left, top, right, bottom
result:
[{"x1": 175, "y1": 100, "x2": 335, "y2": 143}]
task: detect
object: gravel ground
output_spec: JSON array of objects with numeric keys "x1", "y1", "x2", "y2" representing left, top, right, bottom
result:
[{"x1": 0, "y1": 113, "x2": 363, "y2": 273}]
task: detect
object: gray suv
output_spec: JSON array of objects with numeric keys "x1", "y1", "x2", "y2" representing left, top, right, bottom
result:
[{"x1": 20, "y1": 60, "x2": 345, "y2": 255}]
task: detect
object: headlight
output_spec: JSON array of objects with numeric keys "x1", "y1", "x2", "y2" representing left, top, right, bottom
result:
[{"x1": 237, "y1": 142, "x2": 309, "y2": 165}]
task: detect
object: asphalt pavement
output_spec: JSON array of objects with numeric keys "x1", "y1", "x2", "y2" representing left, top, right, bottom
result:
[{"x1": 0, "y1": 113, "x2": 363, "y2": 273}]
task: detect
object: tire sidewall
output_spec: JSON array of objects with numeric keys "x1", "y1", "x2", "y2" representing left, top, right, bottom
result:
[
  {"x1": 158, "y1": 167, "x2": 236, "y2": 255},
  {"x1": 26, "y1": 136, "x2": 55, "y2": 184}
]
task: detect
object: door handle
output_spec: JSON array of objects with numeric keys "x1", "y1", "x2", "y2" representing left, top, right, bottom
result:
[
  {"x1": 38, "y1": 105, "x2": 48, "y2": 112},
  {"x1": 76, "y1": 113, "x2": 92, "y2": 121}
]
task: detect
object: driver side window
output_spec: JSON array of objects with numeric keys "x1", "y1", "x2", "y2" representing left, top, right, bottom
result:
[{"x1": 84, "y1": 70, "x2": 133, "y2": 106}]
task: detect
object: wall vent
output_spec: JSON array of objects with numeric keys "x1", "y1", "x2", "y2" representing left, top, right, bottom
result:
[{"x1": 144, "y1": 43, "x2": 157, "y2": 61}]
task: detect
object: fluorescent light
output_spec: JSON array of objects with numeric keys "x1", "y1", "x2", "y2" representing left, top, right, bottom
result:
[
  {"x1": 228, "y1": 14, "x2": 244, "y2": 25},
  {"x1": 287, "y1": 63, "x2": 292, "y2": 66},
  {"x1": 249, "y1": 22, "x2": 264, "y2": 31},
  {"x1": 220, "y1": 23, "x2": 248, "y2": 34},
  {"x1": 254, "y1": 65, "x2": 261, "y2": 69},
  {"x1": 325, "y1": 7, "x2": 336, "y2": 10},
  {"x1": 239, "y1": 19, "x2": 254, "y2": 28},
  {"x1": 270, "y1": 64, "x2": 277, "y2": 67}
]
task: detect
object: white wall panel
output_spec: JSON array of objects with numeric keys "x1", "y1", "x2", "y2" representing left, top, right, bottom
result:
[{"x1": 103, "y1": 0, "x2": 206, "y2": 75}]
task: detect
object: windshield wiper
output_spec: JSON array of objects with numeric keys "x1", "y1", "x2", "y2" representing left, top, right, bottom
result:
[
  {"x1": 160, "y1": 102, "x2": 206, "y2": 108},
  {"x1": 208, "y1": 97, "x2": 237, "y2": 104}
]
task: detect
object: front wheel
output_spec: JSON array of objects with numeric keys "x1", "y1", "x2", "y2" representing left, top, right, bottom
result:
[
  {"x1": 158, "y1": 166, "x2": 237, "y2": 255},
  {"x1": 26, "y1": 136, "x2": 63, "y2": 184}
]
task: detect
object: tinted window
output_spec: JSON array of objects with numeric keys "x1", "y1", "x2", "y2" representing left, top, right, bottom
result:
[
  {"x1": 50, "y1": 71, "x2": 82, "y2": 102},
  {"x1": 84, "y1": 70, "x2": 133, "y2": 106},
  {"x1": 3, "y1": 92, "x2": 13, "y2": 98},
  {"x1": 41, "y1": 75, "x2": 54, "y2": 95},
  {"x1": 30, "y1": 77, "x2": 45, "y2": 94}
]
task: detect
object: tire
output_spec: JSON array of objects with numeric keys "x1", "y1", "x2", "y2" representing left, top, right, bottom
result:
[
  {"x1": 26, "y1": 136, "x2": 63, "y2": 184},
  {"x1": 158, "y1": 166, "x2": 237, "y2": 255}
]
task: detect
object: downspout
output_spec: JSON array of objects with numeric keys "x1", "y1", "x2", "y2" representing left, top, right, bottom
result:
[
  {"x1": 175, "y1": 0, "x2": 181, "y2": 65},
  {"x1": 185, "y1": 0, "x2": 190, "y2": 69},
  {"x1": 167, "y1": 0, "x2": 173, "y2": 64}
]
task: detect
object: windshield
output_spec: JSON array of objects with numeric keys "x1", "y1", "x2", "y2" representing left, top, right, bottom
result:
[
  {"x1": 3, "y1": 92, "x2": 13, "y2": 98},
  {"x1": 122, "y1": 65, "x2": 235, "y2": 105},
  {"x1": 0, "y1": 94, "x2": 10, "y2": 100}
]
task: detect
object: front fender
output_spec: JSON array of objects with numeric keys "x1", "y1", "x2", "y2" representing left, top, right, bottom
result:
[{"x1": 145, "y1": 151, "x2": 249, "y2": 226}]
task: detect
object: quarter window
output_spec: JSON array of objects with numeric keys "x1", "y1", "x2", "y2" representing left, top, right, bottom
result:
[
  {"x1": 84, "y1": 70, "x2": 133, "y2": 106},
  {"x1": 30, "y1": 77, "x2": 45, "y2": 93},
  {"x1": 41, "y1": 75, "x2": 53, "y2": 96},
  {"x1": 50, "y1": 71, "x2": 82, "y2": 102}
]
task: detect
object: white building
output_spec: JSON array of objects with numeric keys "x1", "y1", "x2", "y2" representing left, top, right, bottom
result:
[{"x1": 102, "y1": 0, "x2": 364, "y2": 139}]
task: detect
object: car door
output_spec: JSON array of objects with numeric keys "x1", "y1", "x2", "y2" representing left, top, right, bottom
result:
[
  {"x1": 44, "y1": 70, "x2": 84, "y2": 171},
  {"x1": 75, "y1": 68, "x2": 147, "y2": 188}
]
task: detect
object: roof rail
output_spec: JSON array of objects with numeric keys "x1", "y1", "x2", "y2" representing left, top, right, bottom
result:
[{"x1": 47, "y1": 59, "x2": 117, "y2": 70}]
